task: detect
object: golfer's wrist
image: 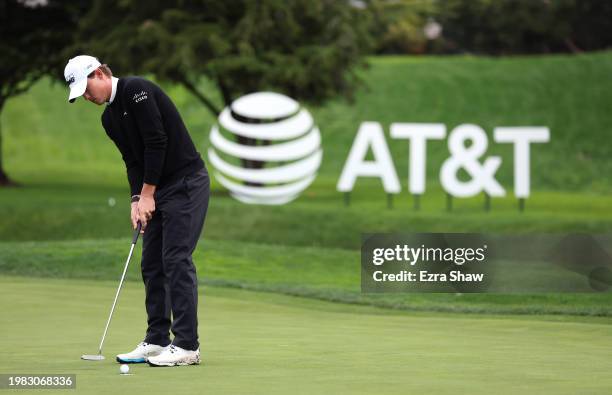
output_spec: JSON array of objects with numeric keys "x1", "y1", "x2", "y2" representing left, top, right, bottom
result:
[{"x1": 140, "y1": 183, "x2": 156, "y2": 198}]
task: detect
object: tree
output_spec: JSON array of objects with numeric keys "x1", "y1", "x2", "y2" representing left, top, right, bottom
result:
[
  {"x1": 0, "y1": 0, "x2": 84, "y2": 186},
  {"x1": 436, "y1": 0, "x2": 612, "y2": 55},
  {"x1": 71, "y1": 0, "x2": 372, "y2": 170},
  {"x1": 367, "y1": 0, "x2": 438, "y2": 54},
  {"x1": 75, "y1": 0, "x2": 371, "y2": 108}
]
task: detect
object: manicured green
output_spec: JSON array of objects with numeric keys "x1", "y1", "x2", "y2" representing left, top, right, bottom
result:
[{"x1": 2, "y1": 277, "x2": 612, "y2": 395}]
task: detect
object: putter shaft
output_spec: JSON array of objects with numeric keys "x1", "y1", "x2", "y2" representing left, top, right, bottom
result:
[{"x1": 97, "y1": 223, "x2": 142, "y2": 354}]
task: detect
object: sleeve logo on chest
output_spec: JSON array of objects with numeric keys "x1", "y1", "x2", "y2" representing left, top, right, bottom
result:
[{"x1": 133, "y1": 90, "x2": 148, "y2": 103}]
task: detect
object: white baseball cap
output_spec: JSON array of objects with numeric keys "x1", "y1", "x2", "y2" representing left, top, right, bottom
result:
[{"x1": 64, "y1": 55, "x2": 102, "y2": 103}]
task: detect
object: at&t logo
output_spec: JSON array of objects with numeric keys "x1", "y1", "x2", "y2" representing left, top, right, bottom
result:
[{"x1": 208, "y1": 92, "x2": 323, "y2": 205}]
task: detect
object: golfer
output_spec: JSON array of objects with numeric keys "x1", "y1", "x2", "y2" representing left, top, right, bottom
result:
[{"x1": 64, "y1": 55, "x2": 209, "y2": 367}]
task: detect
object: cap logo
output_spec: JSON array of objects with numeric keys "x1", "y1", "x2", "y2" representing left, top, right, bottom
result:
[{"x1": 66, "y1": 73, "x2": 75, "y2": 85}]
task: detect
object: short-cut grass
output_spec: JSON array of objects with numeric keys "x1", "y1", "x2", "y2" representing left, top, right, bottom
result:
[{"x1": 1, "y1": 277, "x2": 612, "y2": 395}]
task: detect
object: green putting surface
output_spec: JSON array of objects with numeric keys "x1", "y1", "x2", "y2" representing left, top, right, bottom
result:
[{"x1": 1, "y1": 276, "x2": 611, "y2": 395}]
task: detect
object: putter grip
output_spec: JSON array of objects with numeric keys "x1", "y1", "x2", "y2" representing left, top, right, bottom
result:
[{"x1": 132, "y1": 221, "x2": 142, "y2": 244}]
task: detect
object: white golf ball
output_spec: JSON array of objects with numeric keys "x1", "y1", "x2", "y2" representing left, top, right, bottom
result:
[
  {"x1": 108, "y1": 197, "x2": 116, "y2": 207},
  {"x1": 120, "y1": 364, "x2": 129, "y2": 374}
]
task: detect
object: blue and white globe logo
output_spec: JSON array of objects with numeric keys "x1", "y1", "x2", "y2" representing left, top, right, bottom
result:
[{"x1": 208, "y1": 92, "x2": 322, "y2": 205}]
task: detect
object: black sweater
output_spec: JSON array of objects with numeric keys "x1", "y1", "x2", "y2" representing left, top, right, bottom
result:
[{"x1": 101, "y1": 77, "x2": 204, "y2": 196}]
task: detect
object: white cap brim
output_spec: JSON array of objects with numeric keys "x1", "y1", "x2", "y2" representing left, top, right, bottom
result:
[{"x1": 68, "y1": 78, "x2": 87, "y2": 103}]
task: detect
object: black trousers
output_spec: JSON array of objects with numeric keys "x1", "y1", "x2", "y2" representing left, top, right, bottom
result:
[{"x1": 141, "y1": 168, "x2": 209, "y2": 351}]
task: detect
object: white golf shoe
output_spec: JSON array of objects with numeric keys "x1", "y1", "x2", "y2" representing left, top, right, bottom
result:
[
  {"x1": 116, "y1": 342, "x2": 167, "y2": 364},
  {"x1": 147, "y1": 345, "x2": 201, "y2": 367}
]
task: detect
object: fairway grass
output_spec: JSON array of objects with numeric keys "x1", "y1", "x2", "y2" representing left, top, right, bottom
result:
[{"x1": 1, "y1": 276, "x2": 611, "y2": 395}]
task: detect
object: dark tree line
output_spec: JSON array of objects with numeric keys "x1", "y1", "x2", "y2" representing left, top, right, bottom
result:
[{"x1": 369, "y1": 0, "x2": 612, "y2": 55}]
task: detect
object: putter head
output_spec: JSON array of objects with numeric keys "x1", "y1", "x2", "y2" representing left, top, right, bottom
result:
[{"x1": 81, "y1": 354, "x2": 105, "y2": 361}]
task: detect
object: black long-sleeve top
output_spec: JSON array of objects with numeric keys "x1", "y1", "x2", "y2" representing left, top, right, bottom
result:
[{"x1": 101, "y1": 77, "x2": 204, "y2": 196}]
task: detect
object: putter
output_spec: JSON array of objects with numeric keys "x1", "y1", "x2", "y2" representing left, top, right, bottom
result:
[{"x1": 81, "y1": 221, "x2": 143, "y2": 361}]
